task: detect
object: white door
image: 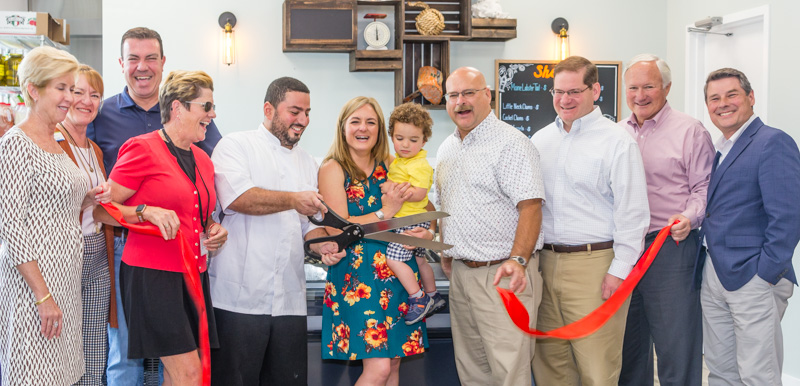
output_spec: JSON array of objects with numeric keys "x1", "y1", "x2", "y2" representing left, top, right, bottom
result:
[{"x1": 684, "y1": 5, "x2": 769, "y2": 133}]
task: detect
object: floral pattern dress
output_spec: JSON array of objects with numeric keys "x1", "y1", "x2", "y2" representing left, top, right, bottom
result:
[{"x1": 322, "y1": 162, "x2": 428, "y2": 360}]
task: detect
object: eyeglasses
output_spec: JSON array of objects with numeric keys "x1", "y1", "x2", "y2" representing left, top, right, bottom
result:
[
  {"x1": 444, "y1": 87, "x2": 487, "y2": 101},
  {"x1": 549, "y1": 86, "x2": 591, "y2": 98},
  {"x1": 183, "y1": 101, "x2": 216, "y2": 112}
]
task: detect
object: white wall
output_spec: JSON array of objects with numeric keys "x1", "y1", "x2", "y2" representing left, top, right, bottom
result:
[
  {"x1": 102, "y1": 0, "x2": 666, "y2": 158},
  {"x1": 0, "y1": 0, "x2": 27, "y2": 11},
  {"x1": 666, "y1": 1, "x2": 800, "y2": 381},
  {"x1": 103, "y1": 0, "x2": 799, "y2": 381}
]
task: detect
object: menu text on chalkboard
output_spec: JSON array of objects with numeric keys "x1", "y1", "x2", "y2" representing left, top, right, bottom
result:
[{"x1": 495, "y1": 60, "x2": 621, "y2": 138}]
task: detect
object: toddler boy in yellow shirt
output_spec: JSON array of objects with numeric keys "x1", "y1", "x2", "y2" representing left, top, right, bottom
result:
[{"x1": 385, "y1": 102, "x2": 445, "y2": 325}]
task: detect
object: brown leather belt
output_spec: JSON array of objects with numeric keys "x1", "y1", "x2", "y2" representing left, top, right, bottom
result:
[
  {"x1": 543, "y1": 241, "x2": 614, "y2": 253},
  {"x1": 113, "y1": 227, "x2": 127, "y2": 238},
  {"x1": 460, "y1": 258, "x2": 508, "y2": 268}
]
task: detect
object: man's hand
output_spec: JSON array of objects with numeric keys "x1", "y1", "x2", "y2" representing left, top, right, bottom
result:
[
  {"x1": 441, "y1": 256, "x2": 452, "y2": 279},
  {"x1": 293, "y1": 191, "x2": 326, "y2": 216},
  {"x1": 601, "y1": 273, "x2": 624, "y2": 300},
  {"x1": 400, "y1": 226, "x2": 434, "y2": 250},
  {"x1": 493, "y1": 259, "x2": 527, "y2": 293},
  {"x1": 667, "y1": 214, "x2": 691, "y2": 242}
]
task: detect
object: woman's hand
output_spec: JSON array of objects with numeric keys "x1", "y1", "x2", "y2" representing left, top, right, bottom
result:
[
  {"x1": 142, "y1": 206, "x2": 180, "y2": 240},
  {"x1": 379, "y1": 181, "x2": 412, "y2": 218},
  {"x1": 82, "y1": 182, "x2": 112, "y2": 209},
  {"x1": 318, "y1": 241, "x2": 346, "y2": 266},
  {"x1": 36, "y1": 296, "x2": 63, "y2": 340},
  {"x1": 204, "y1": 222, "x2": 228, "y2": 252}
]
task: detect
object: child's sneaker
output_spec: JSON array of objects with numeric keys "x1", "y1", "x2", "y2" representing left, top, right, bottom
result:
[
  {"x1": 426, "y1": 292, "x2": 446, "y2": 318},
  {"x1": 405, "y1": 294, "x2": 434, "y2": 325}
]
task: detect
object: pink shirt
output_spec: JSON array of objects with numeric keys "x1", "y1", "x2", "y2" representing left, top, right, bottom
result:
[
  {"x1": 111, "y1": 131, "x2": 216, "y2": 273},
  {"x1": 622, "y1": 102, "x2": 715, "y2": 233}
]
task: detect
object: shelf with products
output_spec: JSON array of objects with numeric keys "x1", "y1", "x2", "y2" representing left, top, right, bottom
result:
[
  {"x1": 0, "y1": 86, "x2": 22, "y2": 94},
  {"x1": 0, "y1": 34, "x2": 67, "y2": 52}
]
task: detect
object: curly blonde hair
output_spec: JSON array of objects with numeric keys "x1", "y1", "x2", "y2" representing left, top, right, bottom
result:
[{"x1": 388, "y1": 102, "x2": 432, "y2": 141}]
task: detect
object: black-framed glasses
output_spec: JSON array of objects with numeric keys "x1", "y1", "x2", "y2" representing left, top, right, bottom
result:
[
  {"x1": 549, "y1": 86, "x2": 591, "y2": 98},
  {"x1": 444, "y1": 87, "x2": 488, "y2": 101},
  {"x1": 183, "y1": 101, "x2": 216, "y2": 112}
]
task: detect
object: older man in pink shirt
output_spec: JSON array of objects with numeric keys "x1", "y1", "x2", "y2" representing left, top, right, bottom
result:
[{"x1": 617, "y1": 54, "x2": 715, "y2": 386}]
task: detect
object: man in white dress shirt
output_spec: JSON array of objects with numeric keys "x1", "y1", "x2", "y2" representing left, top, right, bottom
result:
[
  {"x1": 435, "y1": 66, "x2": 545, "y2": 386},
  {"x1": 208, "y1": 77, "x2": 343, "y2": 385},
  {"x1": 530, "y1": 56, "x2": 650, "y2": 386}
]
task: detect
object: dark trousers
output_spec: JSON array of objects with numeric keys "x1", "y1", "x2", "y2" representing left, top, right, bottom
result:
[
  {"x1": 211, "y1": 308, "x2": 307, "y2": 386},
  {"x1": 619, "y1": 229, "x2": 703, "y2": 386}
]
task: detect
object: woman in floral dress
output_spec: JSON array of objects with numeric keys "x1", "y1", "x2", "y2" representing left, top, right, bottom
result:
[{"x1": 318, "y1": 96, "x2": 432, "y2": 385}]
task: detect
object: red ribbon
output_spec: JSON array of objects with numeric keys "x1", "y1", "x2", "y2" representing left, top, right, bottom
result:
[
  {"x1": 497, "y1": 222, "x2": 674, "y2": 339},
  {"x1": 101, "y1": 203, "x2": 211, "y2": 385}
]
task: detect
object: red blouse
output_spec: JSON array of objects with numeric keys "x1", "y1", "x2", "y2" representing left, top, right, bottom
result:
[{"x1": 110, "y1": 130, "x2": 216, "y2": 273}]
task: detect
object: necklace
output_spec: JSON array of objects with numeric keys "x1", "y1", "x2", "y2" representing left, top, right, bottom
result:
[{"x1": 59, "y1": 123, "x2": 95, "y2": 172}]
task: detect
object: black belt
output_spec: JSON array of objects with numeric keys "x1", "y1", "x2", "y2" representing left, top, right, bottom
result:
[{"x1": 543, "y1": 241, "x2": 613, "y2": 253}]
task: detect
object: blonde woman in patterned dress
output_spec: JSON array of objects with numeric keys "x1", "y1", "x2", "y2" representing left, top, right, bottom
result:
[
  {"x1": 318, "y1": 96, "x2": 432, "y2": 385},
  {"x1": 0, "y1": 47, "x2": 111, "y2": 385}
]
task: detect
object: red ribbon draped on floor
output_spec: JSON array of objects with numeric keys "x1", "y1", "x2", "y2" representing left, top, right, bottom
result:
[
  {"x1": 101, "y1": 203, "x2": 211, "y2": 385},
  {"x1": 497, "y1": 222, "x2": 675, "y2": 340}
]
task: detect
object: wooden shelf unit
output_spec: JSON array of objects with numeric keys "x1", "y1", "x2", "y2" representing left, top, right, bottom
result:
[
  {"x1": 470, "y1": 18, "x2": 517, "y2": 41},
  {"x1": 349, "y1": 49, "x2": 403, "y2": 71},
  {"x1": 403, "y1": 0, "x2": 471, "y2": 41},
  {"x1": 395, "y1": 38, "x2": 449, "y2": 109},
  {"x1": 283, "y1": 0, "x2": 516, "y2": 108}
]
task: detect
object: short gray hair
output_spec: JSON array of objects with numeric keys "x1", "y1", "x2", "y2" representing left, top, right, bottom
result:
[{"x1": 625, "y1": 54, "x2": 671, "y2": 89}]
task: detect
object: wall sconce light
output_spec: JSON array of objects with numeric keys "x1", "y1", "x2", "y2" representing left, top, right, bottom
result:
[
  {"x1": 551, "y1": 17, "x2": 570, "y2": 61},
  {"x1": 219, "y1": 12, "x2": 237, "y2": 66}
]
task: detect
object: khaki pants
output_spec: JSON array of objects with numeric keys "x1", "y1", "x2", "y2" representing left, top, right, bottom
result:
[
  {"x1": 450, "y1": 253, "x2": 542, "y2": 386},
  {"x1": 533, "y1": 248, "x2": 631, "y2": 386}
]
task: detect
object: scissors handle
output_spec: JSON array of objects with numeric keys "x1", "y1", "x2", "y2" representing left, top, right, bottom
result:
[
  {"x1": 304, "y1": 224, "x2": 365, "y2": 261},
  {"x1": 308, "y1": 201, "x2": 351, "y2": 229}
]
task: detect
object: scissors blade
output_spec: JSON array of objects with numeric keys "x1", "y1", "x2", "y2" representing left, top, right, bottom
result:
[
  {"x1": 360, "y1": 211, "x2": 449, "y2": 234},
  {"x1": 366, "y1": 231, "x2": 453, "y2": 251}
]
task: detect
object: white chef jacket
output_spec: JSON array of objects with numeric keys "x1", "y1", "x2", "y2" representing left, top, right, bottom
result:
[{"x1": 209, "y1": 125, "x2": 319, "y2": 316}]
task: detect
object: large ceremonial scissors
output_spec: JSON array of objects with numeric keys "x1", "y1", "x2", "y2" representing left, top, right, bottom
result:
[{"x1": 303, "y1": 201, "x2": 453, "y2": 260}]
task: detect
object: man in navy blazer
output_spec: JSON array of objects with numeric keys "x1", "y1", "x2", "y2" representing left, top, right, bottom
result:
[{"x1": 699, "y1": 68, "x2": 800, "y2": 385}]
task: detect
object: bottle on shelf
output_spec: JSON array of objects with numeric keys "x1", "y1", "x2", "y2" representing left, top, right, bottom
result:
[
  {"x1": 0, "y1": 49, "x2": 6, "y2": 87},
  {"x1": 5, "y1": 51, "x2": 24, "y2": 87},
  {"x1": 13, "y1": 95, "x2": 27, "y2": 124}
]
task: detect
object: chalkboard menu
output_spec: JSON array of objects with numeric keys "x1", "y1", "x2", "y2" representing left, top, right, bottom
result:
[{"x1": 495, "y1": 60, "x2": 621, "y2": 138}]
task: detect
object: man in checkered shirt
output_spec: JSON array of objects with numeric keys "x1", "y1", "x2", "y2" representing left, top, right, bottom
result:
[{"x1": 434, "y1": 66, "x2": 545, "y2": 386}]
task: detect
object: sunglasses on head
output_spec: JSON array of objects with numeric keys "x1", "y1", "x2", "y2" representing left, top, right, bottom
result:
[{"x1": 183, "y1": 101, "x2": 215, "y2": 112}]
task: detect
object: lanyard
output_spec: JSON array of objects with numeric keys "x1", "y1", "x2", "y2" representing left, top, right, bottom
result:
[{"x1": 161, "y1": 129, "x2": 211, "y2": 231}]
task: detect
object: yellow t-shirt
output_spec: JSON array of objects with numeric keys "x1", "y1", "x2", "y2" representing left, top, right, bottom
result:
[{"x1": 387, "y1": 149, "x2": 433, "y2": 217}]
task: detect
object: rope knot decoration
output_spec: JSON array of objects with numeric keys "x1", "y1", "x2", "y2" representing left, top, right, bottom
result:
[{"x1": 408, "y1": 1, "x2": 445, "y2": 35}]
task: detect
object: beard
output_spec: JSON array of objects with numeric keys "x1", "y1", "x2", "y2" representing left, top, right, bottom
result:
[{"x1": 270, "y1": 114, "x2": 303, "y2": 148}]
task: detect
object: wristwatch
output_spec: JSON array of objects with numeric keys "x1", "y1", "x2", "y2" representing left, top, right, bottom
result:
[
  {"x1": 375, "y1": 209, "x2": 385, "y2": 220},
  {"x1": 136, "y1": 204, "x2": 148, "y2": 222},
  {"x1": 509, "y1": 255, "x2": 528, "y2": 268}
]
